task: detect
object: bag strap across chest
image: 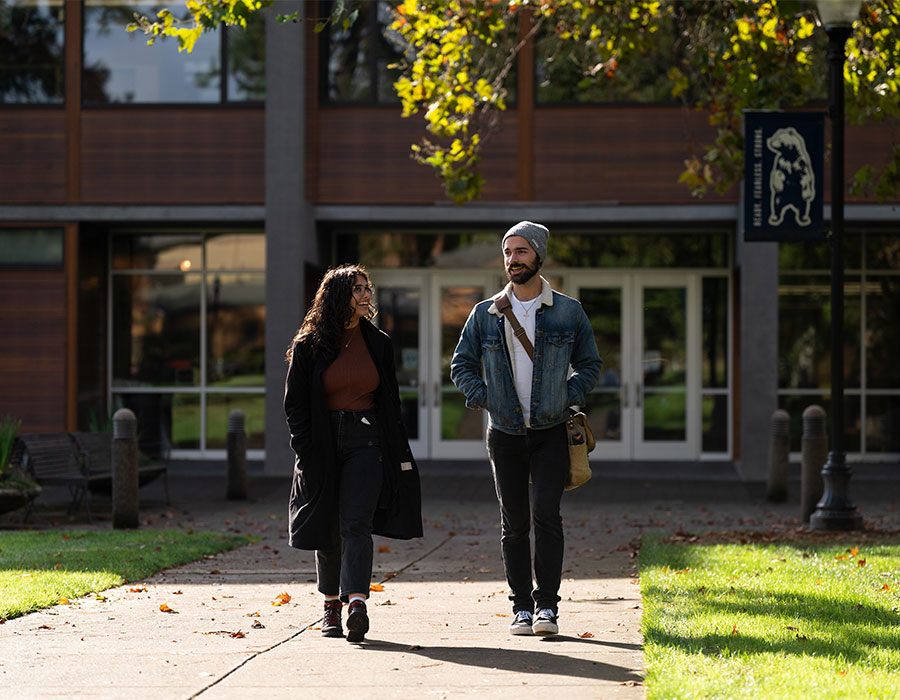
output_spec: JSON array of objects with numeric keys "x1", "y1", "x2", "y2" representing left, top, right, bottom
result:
[{"x1": 492, "y1": 291, "x2": 534, "y2": 361}]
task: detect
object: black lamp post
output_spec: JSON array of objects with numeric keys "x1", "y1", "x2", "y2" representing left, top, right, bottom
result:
[{"x1": 810, "y1": 0, "x2": 863, "y2": 531}]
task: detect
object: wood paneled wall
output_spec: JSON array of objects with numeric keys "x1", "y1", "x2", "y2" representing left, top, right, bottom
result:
[
  {"x1": 80, "y1": 108, "x2": 265, "y2": 204},
  {"x1": 314, "y1": 108, "x2": 519, "y2": 204},
  {"x1": 0, "y1": 270, "x2": 67, "y2": 432},
  {"x1": 534, "y1": 107, "x2": 734, "y2": 204},
  {"x1": 0, "y1": 110, "x2": 67, "y2": 203}
]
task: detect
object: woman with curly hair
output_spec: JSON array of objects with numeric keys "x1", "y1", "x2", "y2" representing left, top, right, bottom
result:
[{"x1": 284, "y1": 265, "x2": 422, "y2": 643}]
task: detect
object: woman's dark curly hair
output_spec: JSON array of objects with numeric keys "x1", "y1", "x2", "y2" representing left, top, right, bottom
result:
[{"x1": 285, "y1": 265, "x2": 375, "y2": 363}]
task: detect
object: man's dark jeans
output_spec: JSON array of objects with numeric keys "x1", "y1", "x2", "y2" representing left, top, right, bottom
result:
[
  {"x1": 486, "y1": 422, "x2": 568, "y2": 614},
  {"x1": 315, "y1": 409, "x2": 383, "y2": 602}
]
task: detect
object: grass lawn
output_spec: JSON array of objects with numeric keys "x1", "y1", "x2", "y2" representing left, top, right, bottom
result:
[
  {"x1": 641, "y1": 531, "x2": 900, "y2": 699},
  {"x1": 0, "y1": 529, "x2": 252, "y2": 620}
]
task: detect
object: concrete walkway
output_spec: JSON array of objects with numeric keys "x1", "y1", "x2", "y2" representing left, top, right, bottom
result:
[{"x1": 2, "y1": 468, "x2": 898, "y2": 699}]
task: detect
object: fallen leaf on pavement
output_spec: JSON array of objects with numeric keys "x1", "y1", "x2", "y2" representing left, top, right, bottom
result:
[
  {"x1": 159, "y1": 603, "x2": 177, "y2": 613},
  {"x1": 231, "y1": 631, "x2": 246, "y2": 638},
  {"x1": 378, "y1": 546, "x2": 391, "y2": 553},
  {"x1": 370, "y1": 583, "x2": 384, "y2": 592},
  {"x1": 271, "y1": 592, "x2": 291, "y2": 606},
  {"x1": 128, "y1": 587, "x2": 147, "y2": 593},
  {"x1": 578, "y1": 632, "x2": 594, "y2": 638}
]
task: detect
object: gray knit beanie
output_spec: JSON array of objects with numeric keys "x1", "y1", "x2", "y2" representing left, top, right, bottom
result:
[{"x1": 501, "y1": 221, "x2": 549, "y2": 262}]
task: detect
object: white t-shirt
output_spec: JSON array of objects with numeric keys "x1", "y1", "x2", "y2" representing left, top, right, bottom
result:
[{"x1": 509, "y1": 293, "x2": 540, "y2": 426}]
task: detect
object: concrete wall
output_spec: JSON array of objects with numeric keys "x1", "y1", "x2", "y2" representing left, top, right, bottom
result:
[{"x1": 264, "y1": 2, "x2": 317, "y2": 476}]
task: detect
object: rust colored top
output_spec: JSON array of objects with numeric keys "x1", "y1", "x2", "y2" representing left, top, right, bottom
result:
[{"x1": 322, "y1": 325, "x2": 379, "y2": 410}]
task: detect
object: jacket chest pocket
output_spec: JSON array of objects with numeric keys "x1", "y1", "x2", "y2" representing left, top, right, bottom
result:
[{"x1": 543, "y1": 332, "x2": 574, "y2": 367}]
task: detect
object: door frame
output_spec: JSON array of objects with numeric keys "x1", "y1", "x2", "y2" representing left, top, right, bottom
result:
[
  {"x1": 428, "y1": 271, "x2": 498, "y2": 459},
  {"x1": 372, "y1": 270, "x2": 430, "y2": 459},
  {"x1": 567, "y1": 270, "x2": 702, "y2": 460}
]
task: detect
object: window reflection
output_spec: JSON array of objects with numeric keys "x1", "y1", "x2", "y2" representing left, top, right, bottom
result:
[
  {"x1": 206, "y1": 273, "x2": 265, "y2": 386},
  {"x1": 0, "y1": 227, "x2": 63, "y2": 265},
  {"x1": 206, "y1": 394, "x2": 264, "y2": 449},
  {"x1": 113, "y1": 233, "x2": 202, "y2": 271},
  {"x1": 206, "y1": 232, "x2": 265, "y2": 270},
  {"x1": 375, "y1": 286, "x2": 420, "y2": 440},
  {"x1": 321, "y1": 0, "x2": 405, "y2": 103},
  {"x1": 82, "y1": 1, "x2": 264, "y2": 103},
  {"x1": 111, "y1": 230, "x2": 265, "y2": 454},
  {"x1": 112, "y1": 273, "x2": 202, "y2": 387},
  {"x1": 341, "y1": 231, "x2": 728, "y2": 269},
  {"x1": 225, "y1": 13, "x2": 265, "y2": 101},
  {"x1": 84, "y1": 1, "x2": 221, "y2": 104},
  {"x1": 0, "y1": 0, "x2": 64, "y2": 104}
]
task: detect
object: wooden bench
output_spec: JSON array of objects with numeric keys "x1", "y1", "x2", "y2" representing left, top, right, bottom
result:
[
  {"x1": 70, "y1": 431, "x2": 170, "y2": 505},
  {"x1": 16, "y1": 432, "x2": 105, "y2": 522}
]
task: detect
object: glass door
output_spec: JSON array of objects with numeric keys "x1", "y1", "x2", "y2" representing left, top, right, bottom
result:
[
  {"x1": 634, "y1": 275, "x2": 700, "y2": 459},
  {"x1": 570, "y1": 273, "x2": 633, "y2": 460},
  {"x1": 430, "y1": 272, "x2": 496, "y2": 459},
  {"x1": 373, "y1": 271, "x2": 428, "y2": 459},
  {"x1": 571, "y1": 272, "x2": 700, "y2": 460}
]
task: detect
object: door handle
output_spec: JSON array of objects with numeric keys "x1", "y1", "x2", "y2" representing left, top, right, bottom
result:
[
  {"x1": 434, "y1": 381, "x2": 440, "y2": 407},
  {"x1": 421, "y1": 383, "x2": 426, "y2": 407},
  {"x1": 622, "y1": 382, "x2": 628, "y2": 408},
  {"x1": 636, "y1": 382, "x2": 643, "y2": 408}
]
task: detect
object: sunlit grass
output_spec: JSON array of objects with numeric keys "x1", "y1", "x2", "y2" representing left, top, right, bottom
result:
[
  {"x1": 0, "y1": 529, "x2": 252, "y2": 620},
  {"x1": 641, "y1": 532, "x2": 900, "y2": 699}
]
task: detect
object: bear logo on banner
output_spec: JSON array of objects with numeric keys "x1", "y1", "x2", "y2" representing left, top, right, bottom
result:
[{"x1": 766, "y1": 126, "x2": 816, "y2": 228}]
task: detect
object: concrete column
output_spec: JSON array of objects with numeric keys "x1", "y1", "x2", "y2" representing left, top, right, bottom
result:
[
  {"x1": 226, "y1": 409, "x2": 248, "y2": 500},
  {"x1": 737, "y1": 236, "x2": 779, "y2": 483},
  {"x1": 112, "y1": 408, "x2": 139, "y2": 529},
  {"x1": 264, "y1": 2, "x2": 318, "y2": 476}
]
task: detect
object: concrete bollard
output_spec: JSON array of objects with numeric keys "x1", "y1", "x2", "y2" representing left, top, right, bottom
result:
[
  {"x1": 226, "y1": 409, "x2": 247, "y2": 500},
  {"x1": 801, "y1": 405, "x2": 827, "y2": 524},
  {"x1": 766, "y1": 409, "x2": 790, "y2": 502},
  {"x1": 112, "y1": 408, "x2": 139, "y2": 529}
]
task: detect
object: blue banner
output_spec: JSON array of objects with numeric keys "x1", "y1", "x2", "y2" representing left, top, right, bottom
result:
[{"x1": 743, "y1": 111, "x2": 825, "y2": 242}]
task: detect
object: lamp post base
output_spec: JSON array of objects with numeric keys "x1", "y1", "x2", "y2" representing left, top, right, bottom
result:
[{"x1": 809, "y1": 451, "x2": 863, "y2": 531}]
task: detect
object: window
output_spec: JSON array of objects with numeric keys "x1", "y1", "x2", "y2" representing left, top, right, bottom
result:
[
  {"x1": 320, "y1": 0, "x2": 405, "y2": 104},
  {"x1": 535, "y1": 12, "x2": 683, "y2": 105},
  {"x1": 339, "y1": 231, "x2": 729, "y2": 269},
  {"x1": 0, "y1": 0, "x2": 64, "y2": 104},
  {"x1": 0, "y1": 227, "x2": 63, "y2": 265},
  {"x1": 778, "y1": 231, "x2": 900, "y2": 457},
  {"x1": 82, "y1": 1, "x2": 264, "y2": 104},
  {"x1": 110, "y1": 230, "x2": 265, "y2": 458}
]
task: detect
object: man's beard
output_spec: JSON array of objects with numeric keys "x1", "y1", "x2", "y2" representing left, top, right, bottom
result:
[{"x1": 506, "y1": 259, "x2": 540, "y2": 285}]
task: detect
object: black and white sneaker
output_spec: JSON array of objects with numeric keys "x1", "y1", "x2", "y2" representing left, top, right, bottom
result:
[
  {"x1": 509, "y1": 610, "x2": 534, "y2": 635},
  {"x1": 532, "y1": 608, "x2": 559, "y2": 636}
]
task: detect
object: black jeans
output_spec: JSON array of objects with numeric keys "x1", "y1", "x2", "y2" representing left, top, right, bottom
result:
[
  {"x1": 486, "y1": 422, "x2": 568, "y2": 614},
  {"x1": 315, "y1": 409, "x2": 384, "y2": 602}
]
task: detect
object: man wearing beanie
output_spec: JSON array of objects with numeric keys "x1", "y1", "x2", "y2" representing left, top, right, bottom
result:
[{"x1": 450, "y1": 221, "x2": 602, "y2": 637}]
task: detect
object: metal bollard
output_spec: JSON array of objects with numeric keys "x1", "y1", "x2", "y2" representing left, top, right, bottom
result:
[
  {"x1": 112, "y1": 408, "x2": 139, "y2": 529},
  {"x1": 226, "y1": 409, "x2": 247, "y2": 500},
  {"x1": 801, "y1": 405, "x2": 827, "y2": 524},
  {"x1": 766, "y1": 409, "x2": 790, "y2": 502}
]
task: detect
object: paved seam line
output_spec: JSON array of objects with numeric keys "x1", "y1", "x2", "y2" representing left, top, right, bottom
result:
[{"x1": 188, "y1": 534, "x2": 455, "y2": 699}]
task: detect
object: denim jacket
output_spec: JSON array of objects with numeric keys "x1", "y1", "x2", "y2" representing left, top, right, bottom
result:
[{"x1": 450, "y1": 277, "x2": 602, "y2": 435}]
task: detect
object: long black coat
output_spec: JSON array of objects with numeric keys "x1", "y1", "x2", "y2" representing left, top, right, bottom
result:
[{"x1": 284, "y1": 319, "x2": 423, "y2": 550}]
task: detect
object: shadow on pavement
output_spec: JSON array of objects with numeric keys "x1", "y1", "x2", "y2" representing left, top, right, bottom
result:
[{"x1": 357, "y1": 638, "x2": 644, "y2": 684}]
